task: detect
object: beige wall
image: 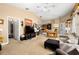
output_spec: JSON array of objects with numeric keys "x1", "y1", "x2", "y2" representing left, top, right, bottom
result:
[
  {"x1": 51, "y1": 13, "x2": 71, "y2": 24},
  {"x1": 0, "y1": 4, "x2": 41, "y2": 44},
  {"x1": 50, "y1": 13, "x2": 72, "y2": 27}
]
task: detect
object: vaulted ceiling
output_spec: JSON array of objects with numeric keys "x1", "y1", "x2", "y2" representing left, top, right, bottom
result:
[{"x1": 8, "y1": 3, "x2": 75, "y2": 20}]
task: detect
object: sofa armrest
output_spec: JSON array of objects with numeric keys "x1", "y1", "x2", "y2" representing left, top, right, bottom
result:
[{"x1": 56, "y1": 49, "x2": 68, "y2": 55}]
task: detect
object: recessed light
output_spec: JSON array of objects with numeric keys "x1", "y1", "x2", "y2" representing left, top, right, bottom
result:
[
  {"x1": 51, "y1": 5, "x2": 55, "y2": 7},
  {"x1": 37, "y1": 6, "x2": 40, "y2": 8},
  {"x1": 25, "y1": 8, "x2": 29, "y2": 10},
  {"x1": 40, "y1": 16, "x2": 42, "y2": 18}
]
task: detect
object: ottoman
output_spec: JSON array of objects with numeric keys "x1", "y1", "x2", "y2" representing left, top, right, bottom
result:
[{"x1": 44, "y1": 39, "x2": 60, "y2": 50}]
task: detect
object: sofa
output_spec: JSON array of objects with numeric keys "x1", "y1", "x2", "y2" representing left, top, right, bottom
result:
[
  {"x1": 20, "y1": 32, "x2": 36, "y2": 41},
  {"x1": 20, "y1": 26, "x2": 36, "y2": 41},
  {"x1": 55, "y1": 42, "x2": 79, "y2": 55}
]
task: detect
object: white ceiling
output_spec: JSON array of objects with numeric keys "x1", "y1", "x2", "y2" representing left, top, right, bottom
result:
[{"x1": 8, "y1": 3, "x2": 75, "y2": 20}]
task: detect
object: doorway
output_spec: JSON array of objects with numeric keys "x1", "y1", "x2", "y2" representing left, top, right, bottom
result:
[
  {"x1": 8, "y1": 17, "x2": 20, "y2": 42},
  {"x1": 8, "y1": 20, "x2": 14, "y2": 39}
]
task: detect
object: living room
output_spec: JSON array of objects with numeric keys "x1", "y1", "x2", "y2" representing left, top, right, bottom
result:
[{"x1": 0, "y1": 3, "x2": 79, "y2": 55}]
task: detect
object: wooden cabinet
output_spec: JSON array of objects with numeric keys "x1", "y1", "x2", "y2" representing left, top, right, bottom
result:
[{"x1": 47, "y1": 31, "x2": 58, "y2": 38}]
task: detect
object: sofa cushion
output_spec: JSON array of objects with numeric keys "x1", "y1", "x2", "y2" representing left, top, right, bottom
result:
[
  {"x1": 60, "y1": 43, "x2": 71, "y2": 52},
  {"x1": 56, "y1": 49, "x2": 68, "y2": 55}
]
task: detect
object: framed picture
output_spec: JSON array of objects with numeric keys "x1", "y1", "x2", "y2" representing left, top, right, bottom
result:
[
  {"x1": 0, "y1": 19, "x2": 4, "y2": 24},
  {"x1": 24, "y1": 18, "x2": 32, "y2": 26}
]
